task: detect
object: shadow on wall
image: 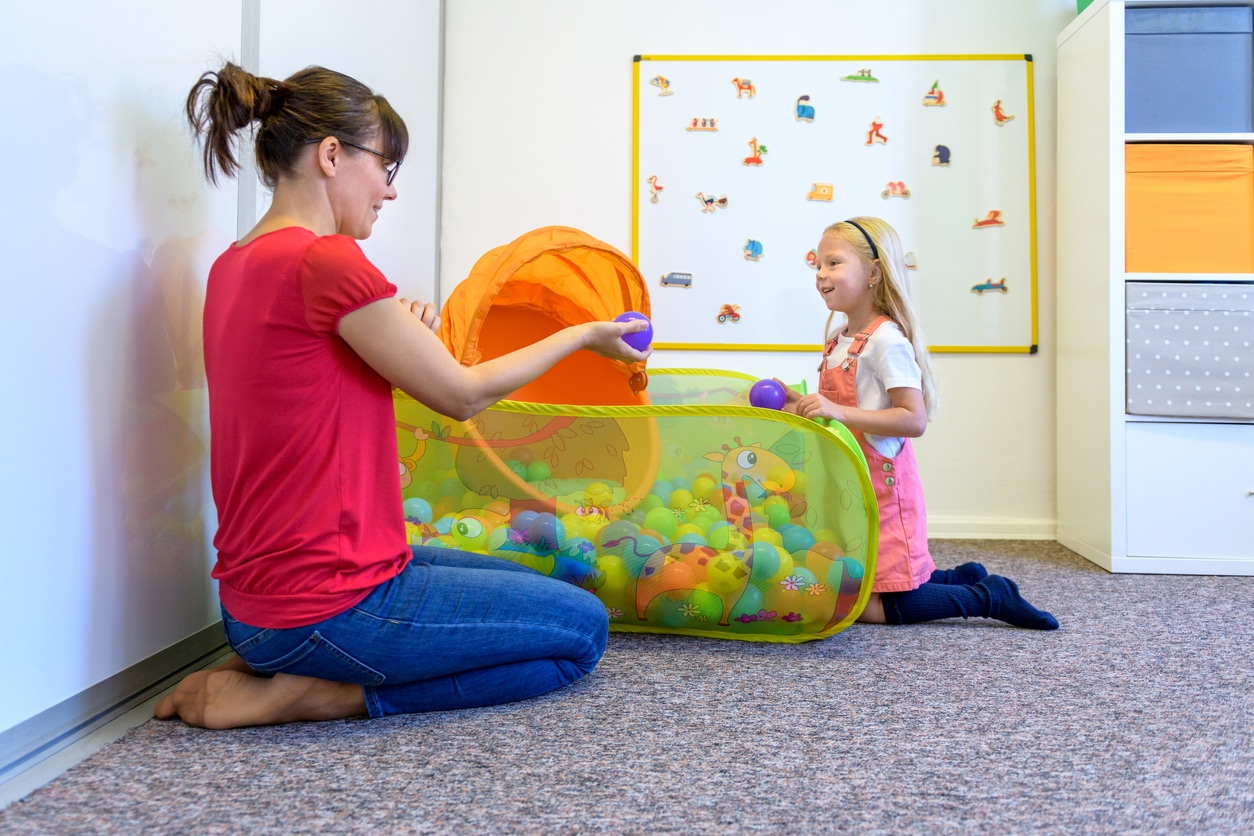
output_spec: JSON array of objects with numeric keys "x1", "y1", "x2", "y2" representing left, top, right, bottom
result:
[{"x1": 0, "y1": 64, "x2": 218, "y2": 674}]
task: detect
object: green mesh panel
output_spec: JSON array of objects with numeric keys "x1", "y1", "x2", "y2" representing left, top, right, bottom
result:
[{"x1": 394, "y1": 369, "x2": 877, "y2": 643}]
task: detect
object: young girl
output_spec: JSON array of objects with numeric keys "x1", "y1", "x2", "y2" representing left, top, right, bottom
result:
[{"x1": 785, "y1": 217, "x2": 1057, "y2": 630}]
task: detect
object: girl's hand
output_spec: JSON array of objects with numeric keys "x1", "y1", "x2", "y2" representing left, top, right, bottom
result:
[
  {"x1": 399, "y1": 297, "x2": 441, "y2": 333},
  {"x1": 774, "y1": 377, "x2": 804, "y2": 414},
  {"x1": 795, "y1": 392, "x2": 845, "y2": 424},
  {"x1": 582, "y1": 320, "x2": 653, "y2": 364}
]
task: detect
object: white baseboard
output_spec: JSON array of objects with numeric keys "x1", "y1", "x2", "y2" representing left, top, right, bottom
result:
[
  {"x1": 0, "y1": 623, "x2": 227, "y2": 792},
  {"x1": 927, "y1": 515, "x2": 1057, "y2": 541}
]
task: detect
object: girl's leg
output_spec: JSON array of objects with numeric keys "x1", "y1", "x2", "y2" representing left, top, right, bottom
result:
[
  {"x1": 927, "y1": 562, "x2": 988, "y2": 585},
  {"x1": 880, "y1": 575, "x2": 1058, "y2": 630}
]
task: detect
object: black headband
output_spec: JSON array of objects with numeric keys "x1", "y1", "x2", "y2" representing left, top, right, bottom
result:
[{"x1": 844, "y1": 220, "x2": 879, "y2": 261}]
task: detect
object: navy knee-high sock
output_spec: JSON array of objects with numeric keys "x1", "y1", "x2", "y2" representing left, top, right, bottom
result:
[
  {"x1": 928, "y1": 562, "x2": 988, "y2": 585},
  {"x1": 881, "y1": 575, "x2": 1059, "y2": 630}
]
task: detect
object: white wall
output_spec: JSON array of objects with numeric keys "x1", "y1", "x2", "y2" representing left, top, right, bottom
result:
[
  {"x1": 0, "y1": 0, "x2": 441, "y2": 749},
  {"x1": 0, "y1": 2, "x2": 241, "y2": 736},
  {"x1": 441, "y1": 0, "x2": 1077, "y2": 538}
]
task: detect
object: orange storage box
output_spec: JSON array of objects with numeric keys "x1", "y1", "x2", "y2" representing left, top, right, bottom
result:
[{"x1": 1125, "y1": 144, "x2": 1254, "y2": 273}]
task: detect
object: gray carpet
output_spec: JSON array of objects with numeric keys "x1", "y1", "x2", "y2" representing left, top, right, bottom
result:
[{"x1": 3, "y1": 541, "x2": 1251, "y2": 835}]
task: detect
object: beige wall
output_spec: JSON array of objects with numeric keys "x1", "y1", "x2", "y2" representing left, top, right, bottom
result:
[{"x1": 440, "y1": 0, "x2": 1077, "y2": 538}]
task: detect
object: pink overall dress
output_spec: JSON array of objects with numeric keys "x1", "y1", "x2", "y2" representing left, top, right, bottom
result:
[{"x1": 819, "y1": 316, "x2": 935, "y2": 593}]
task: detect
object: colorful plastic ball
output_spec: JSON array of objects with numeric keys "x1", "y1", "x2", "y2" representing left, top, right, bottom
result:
[
  {"x1": 511, "y1": 510, "x2": 540, "y2": 531},
  {"x1": 727, "y1": 583, "x2": 765, "y2": 621},
  {"x1": 638, "y1": 493, "x2": 664, "y2": 513},
  {"x1": 781, "y1": 525, "x2": 817, "y2": 555},
  {"x1": 451, "y1": 515, "x2": 490, "y2": 551},
  {"x1": 706, "y1": 522, "x2": 746, "y2": 551},
  {"x1": 749, "y1": 378, "x2": 787, "y2": 410},
  {"x1": 747, "y1": 542, "x2": 783, "y2": 583},
  {"x1": 486, "y1": 527, "x2": 511, "y2": 552},
  {"x1": 764, "y1": 502, "x2": 791, "y2": 530},
  {"x1": 525, "y1": 461, "x2": 552, "y2": 482},
  {"x1": 583, "y1": 481, "x2": 614, "y2": 507},
  {"x1": 597, "y1": 519, "x2": 641, "y2": 550},
  {"x1": 643, "y1": 506, "x2": 680, "y2": 541},
  {"x1": 528, "y1": 512, "x2": 565, "y2": 552},
  {"x1": 651, "y1": 481, "x2": 674, "y2": 504},
  {"x1": 706, "y1": 552, "x2": 750, "y2": 593},
  {"x1": 614, "y1": 311, "x2": 654, "y2": 351},
  {"x1": 595, "y1": 554, "x2": 631, "y2": 605},
  {"x1": 402, "y1": 497, "x2": 433, "y2": 524},
  {"x1": 433, "y1": 516, "x2": 455, "y2": 535},
  {"x1": 690, "y1": 475, "x2": 718, "y2": 500}
]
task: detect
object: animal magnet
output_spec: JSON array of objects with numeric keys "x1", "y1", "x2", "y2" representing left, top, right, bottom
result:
[
  {"x1": 973, "y1": 210, "x2": 1005, "y2": 228},
  {"x1": 743, "y1": 239, "x2": 763, "y2": 261},
  {"x1": 646, "y1": 175, "x2": 664, "y2": 203},
  {"x1": 731, "y1": 77, "x2": 756, "y2": 98},
  {"x1": 695, "y1": 192, "x2": 729, "y2": 213},
  {"x1": 743, "y1": 137, "x2": 767, "y2": 166},
  {"x1": 992, "y1": 100, "x2": 1015, "y2": 126},
  {"x1": 932, "y1": 145, "x2": 952, "y2": 166},
  {"x1": 650, "y1": 76, "x2": 674, "y2": 96}
]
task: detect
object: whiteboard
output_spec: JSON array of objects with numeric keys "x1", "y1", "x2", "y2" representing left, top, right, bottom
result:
[{"x1": 632, "y1": 55, "x2": 1038, "y2": 353}]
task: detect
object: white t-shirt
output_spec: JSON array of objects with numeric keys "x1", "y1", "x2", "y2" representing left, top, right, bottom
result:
[{"x1": 821, "y1": 320, "x2": 922, "y2": 458}]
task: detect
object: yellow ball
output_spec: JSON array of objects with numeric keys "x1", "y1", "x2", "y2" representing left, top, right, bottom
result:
[
  {"x1": 691, "y1": 475, "x2": 718, "y2": 500},
  {"x1": 706, "y1": 552, "x2": 750, "y2": 593}
]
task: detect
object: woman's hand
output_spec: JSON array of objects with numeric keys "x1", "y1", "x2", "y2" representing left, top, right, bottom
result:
[
  {"x1": 580, "y1": 320, "x2": 653, "y2": 364},
  {"x1": 399, "y1": 297, "x2": 440, "y2": 333}
]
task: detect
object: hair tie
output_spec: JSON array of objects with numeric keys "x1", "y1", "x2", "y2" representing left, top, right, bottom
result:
[{"x1": 844, "y1": 220, "x2": 879, "y2": 261}]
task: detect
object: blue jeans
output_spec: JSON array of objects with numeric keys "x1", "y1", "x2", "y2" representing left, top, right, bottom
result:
[{"x1": 220, "y1": 548, "x2": 609, "y2": 718}]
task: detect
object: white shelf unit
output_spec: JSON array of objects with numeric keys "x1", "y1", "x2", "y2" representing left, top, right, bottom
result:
[{"x1": 1057, "y1": 0, "x2": 1254, "y2": 575}]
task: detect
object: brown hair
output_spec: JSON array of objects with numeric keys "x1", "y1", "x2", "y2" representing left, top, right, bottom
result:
[{"x1": 186, "y1": 63, "x2": 408, "y2": 188}]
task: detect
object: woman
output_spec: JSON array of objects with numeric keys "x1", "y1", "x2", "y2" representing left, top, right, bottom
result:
[{"x1": 155, "y1": 63, "x2": 650, "y2": 729}]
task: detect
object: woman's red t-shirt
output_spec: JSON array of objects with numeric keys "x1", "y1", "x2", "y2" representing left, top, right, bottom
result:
[{"x1": 204, "y1": 227, "x2": 410, "y2": 628}]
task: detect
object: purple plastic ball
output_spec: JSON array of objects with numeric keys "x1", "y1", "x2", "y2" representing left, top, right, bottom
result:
[
  {"x1": 614, "y1": 312, "x2": 653, "y2": 352},
  {"x1": 750, "y1": 378, "x2": 787, "y2": 410}
]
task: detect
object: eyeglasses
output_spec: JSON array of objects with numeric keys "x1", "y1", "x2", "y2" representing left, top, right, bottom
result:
[{"x1": 305, "y1": 137, "x2": 401, "y2": 186}]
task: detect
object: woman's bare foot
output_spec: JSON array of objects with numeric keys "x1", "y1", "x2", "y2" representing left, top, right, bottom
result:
[
  {"x1": 212, "y1": 653, "x2": 258, "y2": 674},
  {"x1": 154, "y1": 670, "x2": 367, "y2": 729}
]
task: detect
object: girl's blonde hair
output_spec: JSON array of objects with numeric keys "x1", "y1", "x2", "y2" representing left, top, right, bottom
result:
[{"x1": 821, "y1": 216, "x2": 939, "y2": 418}]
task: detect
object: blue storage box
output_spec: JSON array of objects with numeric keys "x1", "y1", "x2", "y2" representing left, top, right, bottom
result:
[{"x1": 1126, "y1": 6, "x2": 1254, "y2": 133}]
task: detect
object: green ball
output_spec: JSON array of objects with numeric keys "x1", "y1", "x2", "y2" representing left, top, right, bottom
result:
[
  {"x1": 643, "y1": 506, "x2": 680, "y2": 540},
  {"x1": 765, "y1": 503, "x2": 791, "y2": 530},
  {"x1": 526, "y1": 461, "x2": 551, "y2": 482}
]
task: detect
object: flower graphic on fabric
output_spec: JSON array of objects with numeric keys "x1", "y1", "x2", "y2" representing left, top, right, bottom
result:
[
  {"x1": 606, "y1": 607, "x2": 623, "y2": 619},
  {"x1": 780, "y1": 575, "x2": 806, "y2": 591},
  {"x1": 806, "y1": 583, "x2": 830, "y2": 597},
  {"x1": 678, "y1": 603, "x2": 701, "y2": 618},
  {"x1": 689, "y1": 497, "x2": 712, "y2": 513},
  {"x1": 782, "y1": 612, "x2": 803, "y2": 622}
]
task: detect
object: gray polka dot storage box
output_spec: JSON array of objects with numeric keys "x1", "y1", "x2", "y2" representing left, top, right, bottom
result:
[{"x1": 1126, "y1": 282, "x2": 1254, "y2": 419}]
